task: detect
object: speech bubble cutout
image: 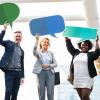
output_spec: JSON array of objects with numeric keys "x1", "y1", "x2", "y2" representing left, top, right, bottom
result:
[
  {"x1": 63, "y1": 26, "x2": 97, "y2": 41},
  {"x1": 29, "y1": 15, "x2": 65, "y2": 37},
  {"x1": 0, "y1": 3, "x2": 20, "y2": 27}
]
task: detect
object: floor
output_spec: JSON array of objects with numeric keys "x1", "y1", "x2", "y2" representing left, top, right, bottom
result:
[{"x1": 0, "y1": 69, "x2": 100, "y2": 100}]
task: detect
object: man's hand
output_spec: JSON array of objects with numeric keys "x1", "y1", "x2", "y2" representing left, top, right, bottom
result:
[
  {"x1": 4, "y1": 23, "x2": 8, "y2": 30},
  {"x1": 20, "y1": 78, "x2": 24, "y2": 85}
]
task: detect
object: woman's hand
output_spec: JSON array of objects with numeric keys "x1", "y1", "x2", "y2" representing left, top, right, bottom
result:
[
  {"x1": 35, "y1": 33, "x2": 40, "y2": 44},
  {"x1": 35, "y1": 36, "x2": 39, "y2": 42},
  {"x1": 95, "y1": 35, "x2": 100, "y2": 49},
  {"x1": 96, "y1": 35, "x2": 99, "y2": 42},
  {"x1": 42, "y1": 64, "x2": 49, "y2": 69},
  {"x1": 65, "y1": 37, "x2": 70, "y2": 42}
]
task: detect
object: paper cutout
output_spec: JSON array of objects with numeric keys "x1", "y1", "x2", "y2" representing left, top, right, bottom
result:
[
  {"x1": 0, "y1": 3, "x2": 20, "y2": 27},
  {"x1": 63, "y1": 26, "x2": 97, "y2": 41},
  {"x1": 29, "y1": 15, "x2": 65, "y2": 37}
]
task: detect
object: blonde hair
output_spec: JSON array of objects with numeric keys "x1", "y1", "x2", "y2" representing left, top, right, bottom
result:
[{"x1": 39, "y1": 37, "x2": 50, "y2": 49}]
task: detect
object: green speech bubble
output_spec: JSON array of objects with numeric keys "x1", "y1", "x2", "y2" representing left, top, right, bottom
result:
[{"x1": 0, "y1": 2, "x2": 20, "y2": 27}]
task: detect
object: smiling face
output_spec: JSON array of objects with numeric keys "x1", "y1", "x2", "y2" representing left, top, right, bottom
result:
[
  {"x1": 14, "y1": 31, "x2": 22, "y2": 44},
  {"x1": 80, "y1": 42, "x2": 89, "y2": 53},
  {"x1": 40, "y1": 38, "x2": 50, "y2": 51},
  {"x1": 78, "y1": 40, "x2": 93, "y2": 53}
]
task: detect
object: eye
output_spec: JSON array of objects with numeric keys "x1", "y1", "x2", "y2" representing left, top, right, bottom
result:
[{"x1": 16, "y1": 36, "x2": 21, "y2": 38}]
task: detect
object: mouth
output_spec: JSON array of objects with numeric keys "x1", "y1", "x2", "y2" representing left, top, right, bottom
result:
[
  {"x1": 16, "y1": 39, "x2": 21, "y2": 42},
  {"x1": 81, "y1": 47, "x2": 88, "y2": 51}
]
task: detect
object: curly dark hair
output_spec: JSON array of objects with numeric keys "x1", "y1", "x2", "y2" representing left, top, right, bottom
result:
[{"x1": 78, "y1": 40, "x2": 93, "y2": 50}]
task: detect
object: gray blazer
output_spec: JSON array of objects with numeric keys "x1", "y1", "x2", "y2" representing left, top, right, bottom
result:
[{"x1": 32, "y1": 43, "x2": 57, "y2": 74}]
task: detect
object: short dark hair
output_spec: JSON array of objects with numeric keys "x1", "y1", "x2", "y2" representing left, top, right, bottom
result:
[
  {"x1": 78, "y1": 40, "x2": 93, "y2": 50},
  {"x1": 14, "y1": 31, "x2": 22, "y2": 35}
]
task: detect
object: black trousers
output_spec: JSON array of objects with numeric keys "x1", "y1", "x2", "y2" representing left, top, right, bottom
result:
[{"x1": 4, "y1": 71, "x2": 22, "y2": 100}]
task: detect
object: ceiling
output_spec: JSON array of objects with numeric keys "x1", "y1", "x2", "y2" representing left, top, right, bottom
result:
[
  {"x1": 0, "y1": 0, "x2": 84, "y2": 22},
  {"x1": 0, "y1": 0, "x2": 99, "y2": 28},
  {"x1": 0, "y1": 0, "x2": 81, "y2": 3}
]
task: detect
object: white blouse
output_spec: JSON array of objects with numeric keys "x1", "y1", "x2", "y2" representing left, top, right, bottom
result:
[
  {"x1": 40, "y1": 51, "x2": 51, "y2": 65},
  {"x1": 40, "y1": 51, "x2": 51, "y2": 70},
  {"x1": 73, "y1": 53, "x2": 93, "y2": 89}
]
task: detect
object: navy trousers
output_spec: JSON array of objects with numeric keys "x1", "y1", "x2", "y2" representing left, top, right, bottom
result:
[{"x1": 4, "y1": 71, "x2": 22, "y2": 100}]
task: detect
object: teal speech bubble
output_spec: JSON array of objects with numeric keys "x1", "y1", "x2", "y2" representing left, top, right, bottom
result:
[
  {"x1": 0, "y1": 2, "x2": 20, "y2": 27},
  {"x1": 63, "y1": 26, "x2": 97, "y2": 41}
]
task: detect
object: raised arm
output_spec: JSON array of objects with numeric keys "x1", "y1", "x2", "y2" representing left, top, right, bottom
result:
[
  {"x1": 95, "y1": 35, "x2": 100, "y2": 50},
  {"x1": 4, "y1": 23, "x2": 7, "y2": 30},
  {"x1": 33, "y1": 36, "x2": 40, "y2": 58},
  {"x1": 65, "y1": 37, "x2": 79, "y2": 56},
  {"x1": 91, "y1": 35, "x2": 100, "y2": 60},
  {"x1": 0, "y1": 24, "x2": 8, "y2": 46}
]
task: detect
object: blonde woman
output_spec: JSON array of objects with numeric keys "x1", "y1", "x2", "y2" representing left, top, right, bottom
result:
[{"x1": 32, "y1": 36, "x2": 57, "y2": 100}]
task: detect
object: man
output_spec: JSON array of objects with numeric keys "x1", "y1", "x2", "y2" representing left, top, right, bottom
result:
[{"x1": 0, "y1": 24, "x2": 24, "y2": 100}]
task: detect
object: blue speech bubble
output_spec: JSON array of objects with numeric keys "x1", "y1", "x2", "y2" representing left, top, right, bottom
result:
[
  {"x1": 63, "y1": 26, "x2": 97, "y2": 41},
  {"x1": 29, "y1": 15, "x2": 65, "y2": 37}
]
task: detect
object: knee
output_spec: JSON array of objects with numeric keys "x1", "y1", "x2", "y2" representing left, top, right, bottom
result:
[
  {"x1": 5, "y1": 88, "x2": 12, "y2": 95},
  {"x1": 5, "y1": 90, "x2": 12, "y2": 99},
  {"x1": 47, "y1": 90, "x2": 54, "y2": 97},
  {"x1": 5, "y1": 90, "x2": 12, "y2": 95}
]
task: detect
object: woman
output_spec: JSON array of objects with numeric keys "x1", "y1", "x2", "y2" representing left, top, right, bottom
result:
[
  {"x1": 65, "y1": 36, "x2": 100, "y2": 100},
  {"x1": 32, "y1": 36, "x2": 57, "y2": 100}
]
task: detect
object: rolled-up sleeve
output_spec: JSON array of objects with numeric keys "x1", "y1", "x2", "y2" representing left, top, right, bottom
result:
[
  {"x1": 33, "y1": 42, "x2": 39, "y2": 58},
  {"x1": 49, "y1": 52, "x2": 57, "y2": 68}
]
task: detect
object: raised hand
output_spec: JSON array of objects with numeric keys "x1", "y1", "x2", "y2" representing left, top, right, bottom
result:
[
  {"x1": 35, "y1": 36, "x2": 39, "y2": 42},
  {"x1": 35, "y1": 33, "x2": 40, "y2": 44},
  {"x1": 95, "y1": 35, "x2": 100, "y2": 49},
  {"x1": 96, "y1": 35, "x2": 99, "y2": 42},
  {"x1": 65, "y1": 37, "x2": 70, "y2": 41},
  {"x1": 4, "y1": 23, "x2": 8, "y2": 30}
]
